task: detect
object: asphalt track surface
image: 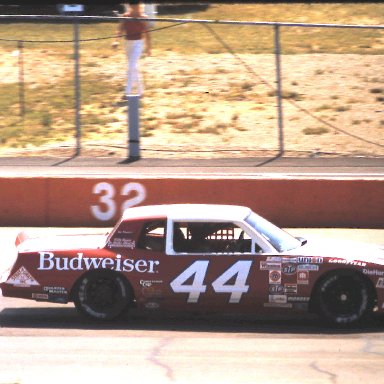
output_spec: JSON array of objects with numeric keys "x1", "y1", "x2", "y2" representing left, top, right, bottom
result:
[
  {"x1": 0, "y1": 156, "x2": 383, "y2": 177},
  {"x1": 1, "y1": 297, "x2": 384, "y2": 384},
  {"x1": 1, "y1": 228, "x2": 384, "y2": 384}
]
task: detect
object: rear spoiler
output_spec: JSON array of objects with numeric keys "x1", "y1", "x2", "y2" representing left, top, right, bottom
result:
[{"x1": 15, "y1": 231, "x2": 32, "y2": 247}]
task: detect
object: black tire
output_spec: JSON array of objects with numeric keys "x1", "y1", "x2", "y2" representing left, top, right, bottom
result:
[
  {"x1": 73, "y1": 270, "x2": 131, "y2": 321},
  {"x1": 315, "y1": 271, "x2": 373, "y2": 326}
]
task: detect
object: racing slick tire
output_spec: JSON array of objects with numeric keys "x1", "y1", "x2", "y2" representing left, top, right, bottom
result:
[
  {"x1": 73, "y1": 270, "x2": 132, "y2": 321},
  {"x1": 314, "y1": 270, "x2": 374, "y2": 326}
]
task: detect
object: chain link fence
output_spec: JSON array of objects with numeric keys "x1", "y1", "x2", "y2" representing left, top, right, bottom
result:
[{"x1": 0, "y1": 15, "x2": 383, "y2": 158}]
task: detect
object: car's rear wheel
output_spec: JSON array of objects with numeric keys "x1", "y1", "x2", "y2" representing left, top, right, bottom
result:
[
  {"x1": 314, "y1": 271, "x2": 373, "y2": 326},
  {"x1": 73, "y1": 270, "x2": 131, "y2": 321}
]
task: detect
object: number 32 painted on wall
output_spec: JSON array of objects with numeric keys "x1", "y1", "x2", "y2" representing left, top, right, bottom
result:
[{"x1": 91, "y1": 182, "x2": 147, "y2": 221}]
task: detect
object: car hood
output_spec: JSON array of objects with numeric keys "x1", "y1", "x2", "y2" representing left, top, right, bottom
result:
[
  {"x1": 287, "y1": 236, "x2": 384, "y2": 265},
  {"x1": 17, "y1": 233, "x2": 108, "y2": 253}
]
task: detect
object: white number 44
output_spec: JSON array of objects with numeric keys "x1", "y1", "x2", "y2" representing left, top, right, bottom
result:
[{"x1": 170, "y1": 260, "x2": 252, "y2": 303}]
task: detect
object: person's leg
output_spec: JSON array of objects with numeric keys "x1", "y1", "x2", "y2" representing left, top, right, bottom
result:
[{"x1": 125, "y1": 40, "x2": 144, "y2": 96}]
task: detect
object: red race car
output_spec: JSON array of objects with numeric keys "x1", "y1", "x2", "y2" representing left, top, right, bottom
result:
[{"x1": 1, "y1": 204, "x2": 383, "y2": 325}]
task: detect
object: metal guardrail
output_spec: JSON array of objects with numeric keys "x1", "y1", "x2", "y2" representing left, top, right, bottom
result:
[{"x1": 0, "y1": 15, "x2": 383, "y2": 159}]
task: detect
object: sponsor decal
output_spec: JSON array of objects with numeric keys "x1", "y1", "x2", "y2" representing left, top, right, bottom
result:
[
  {"x1": 269, "y1": 270, "x2": 282, "y2": 285},
  {"x1": 284, "y1": 283, "x2": 298, "y2": 294},
  {"x1": 43, "y1": 286, "x2": 67, "y2": 294},
  {"x1": 5, "y1": 266, "x2": 40, "y2": 287},
  {"x1": 287, "y1": 296, "x2": 310, "y2": 302},
  {"x1": 282, "y1": 264, "x2": 297, "y2": 275},
  {"x1": 145, "y1": 302, "x2": 160, "y2": 309},
  {"x1": 140, "y1": 280, "x2": 163, "y2": 287},
  {"x1": 142, "y1": 286, "x2": 163, "y2": 298},
  {"x1": 282, "y1": 257, "x2": 297, "y2": 264},
  {"x1": 266, "y1": 257, "x2": 282, "y2": 262},
  {"x1": 363, "y1": 269, "x2": 384, "y2": 277},
  {"x1": 264, "y1": 303, "x2": 293, "y2": 308},
  {"x1": 32, "y1": 293, "x2": 49, "y2": 300},
  {"x1": 297, "y1": 257, "x2": 323, "y2": 264},
  {"x1": 376, "y1": 278, "x2": 384, "y2": 289},
  {"x1": 269, "y1": 285, "x2": 284, "y2": 294},
  {"x1": 107, "y1": 238, "x2": 135, "y2": 249},
  {"x1": 328, "y1": 258, "x2": 366, "y2": 267},
  {"x1": 117, "y1": 230, "x2": 134, "y2": 235},
  {"x1": 37, "y1": 252, "x2": 160, "y2": 274},
  {"x1": 298, "y1": 264, "x2": 319, "y2": 272},
  {"x1": 141, "y1": 280, "x2": 163, "y2": 298},
  {"x1": 297, "y1": 271, "x2": 309, "y2": 285},
  {"x1": 260, "y1": 261, "x2": 282, "y2": 270},
  {"x1": 268, "y1": 294, "x2": 287, "y2": 304}
]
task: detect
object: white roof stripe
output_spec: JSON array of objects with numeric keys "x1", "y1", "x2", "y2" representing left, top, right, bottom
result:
[{"x1": 122, "y1": 204, "x2": 252, "y2": 222}]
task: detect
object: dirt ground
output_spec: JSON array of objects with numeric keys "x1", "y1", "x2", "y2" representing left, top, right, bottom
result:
[{"x1": 1, "y1": 50, "x2": 383, "y2": 158}]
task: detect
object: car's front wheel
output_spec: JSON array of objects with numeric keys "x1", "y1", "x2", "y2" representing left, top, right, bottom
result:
[
  {"x1": 73, "y1": 270, "x2": 132, "y2": 321},
  {"x1": 314, "y1": 271, "x2": 373, "y2": 326}
]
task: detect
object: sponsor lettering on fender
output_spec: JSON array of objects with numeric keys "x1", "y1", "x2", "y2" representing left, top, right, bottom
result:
[
  {"x1": 328, "y1": 259, "x2": 367, "y2": 267},
  {"x1": 107, "y1": 238, "x2": 136, "y2": 249},
  {"x1": 37, "y1": 252, "x2": 160, "y2": 273},
  {"x1": 297, "y1": 257, "x2": 323, "y2": 264},
  {"x1": 363, "y1": 269, "x2": 384, "y2": 276}
]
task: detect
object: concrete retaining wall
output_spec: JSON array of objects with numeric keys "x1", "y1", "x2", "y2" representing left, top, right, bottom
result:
[{"x1": 0, "y1": 176, "x2": 382, "y2": 228}]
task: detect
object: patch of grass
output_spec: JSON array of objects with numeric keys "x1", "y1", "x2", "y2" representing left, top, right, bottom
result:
[
  {"x1": 231, "y1": 113, "x2": 239, "y2": 122},
  {"x1": 334, "y1": 105, "x2": 351, "y2": 112},
  {"x1": 370, "y1": 88, "x2": 384, "y2": 94},
  {"x1": 303, "y1": 127, "x2": 330, "y2": 135},
  {"x1": 171, "y1": 120, "x2": 198, "y2": 133},
  {"x1": 241, "y1": 81, "x2": 254, "y2": 91},
  {"x1": 197, "y1": 122, "x2": 228, "y2": 134},
  {"x1": 267, "y1": 89, "x2": 304, "y2": 101},
  {"x1": 165, "y1": 111, "x2": 186, "y2": 120},
  {"x1": 142, "y1": 123, "x2": 155, "y2": 137},
  {"x1": 0, "y1": 74, "x2": 120, "y2": 147},
  {"x1": 41, "y1": 111, "x2": 52, "y2": 129}
]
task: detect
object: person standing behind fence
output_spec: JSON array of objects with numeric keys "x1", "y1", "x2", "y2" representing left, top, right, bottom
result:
[{"x1": 113, "y1": 1, "x2": 151, "y2": 99}]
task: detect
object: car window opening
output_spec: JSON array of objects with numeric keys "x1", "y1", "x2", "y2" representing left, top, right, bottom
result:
[
  {"x1": 137, "y1": 220, "x2": 166, "y2": 252},
  {"x1": 173, "y1": 222, "x2": 252, "y2": 254}
]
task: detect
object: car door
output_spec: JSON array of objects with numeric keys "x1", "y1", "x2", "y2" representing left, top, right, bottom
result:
[{"x1": 158, "y1": 219, "x2": 272, "y2": 313}]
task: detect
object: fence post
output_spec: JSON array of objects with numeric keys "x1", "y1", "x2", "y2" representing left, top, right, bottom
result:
[
  {"x1": 73, "y1": 19, "x2": 81, "y2": 156},
  {"x1": 274, "y1": 24, "x2": 284, "y2": 156},
  {"x1": 127, "y1": 95, "x2": 141, "y2": 160}
]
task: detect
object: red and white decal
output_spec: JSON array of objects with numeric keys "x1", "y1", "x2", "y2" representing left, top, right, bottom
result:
[
  {"x1": 6, "y1": 266, "x2": 40, "y2": 287},
  {"x1": 297, "y1": 271, "x2": 309, "y2": 285},
  {"x1": 269, "y1": 270, "x2": 282, "y2": 285}
]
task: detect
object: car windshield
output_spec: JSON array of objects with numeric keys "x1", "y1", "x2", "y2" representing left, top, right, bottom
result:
[{"x1": 245, "y1": 212, "x2": 302, "y2": 252}]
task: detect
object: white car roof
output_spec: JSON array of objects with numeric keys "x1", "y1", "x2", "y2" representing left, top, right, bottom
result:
[{"x1": 121, "y1": 204, "x2": 252, "y2": 222}]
